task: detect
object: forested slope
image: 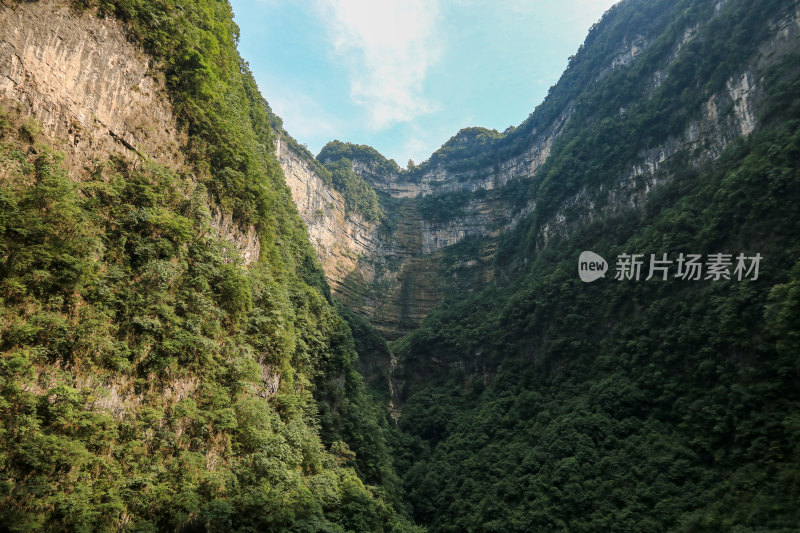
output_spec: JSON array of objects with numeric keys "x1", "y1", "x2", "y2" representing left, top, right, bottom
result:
[
  {"x1": 0, "y1": 0, "x2": 415, "y2": 530},
  {"x1": 389, "y1": 0, "x2": 800, "y2": 530},
  {"x1": 2, "y1": 0, "x2": 799, "y2": 531}
]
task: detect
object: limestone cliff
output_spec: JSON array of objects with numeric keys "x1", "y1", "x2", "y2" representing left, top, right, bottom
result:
[
  {"x1": 0, "y1": 0, "x2": 260, "y2": 264},
  {"x1": 538, "y1": 6, "x2": 800, "y2": 245},
  {"x1": 280, "y1": 0, "x2": 800, "y2": 337},
  {"x1": 0, "y1": 1, "x2": 412, "y2": 528},
  {"x1": 278, "y1": 137, "x2": 438, "y2": 337},
  {"x1": 351, "y1": 108, "x2": 568, "y2": 201},
  {"x1": 0, "y1": 1, "x2": 183, "y2": 171}
]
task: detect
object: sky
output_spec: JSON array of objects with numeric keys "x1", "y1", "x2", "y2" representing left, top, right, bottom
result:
[{"x1": 230, "y1": 0, "x2": 619, "y2": 167}]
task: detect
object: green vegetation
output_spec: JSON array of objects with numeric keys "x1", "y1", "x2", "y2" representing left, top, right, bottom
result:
[
  {"x1": 0, "y1": 109, "x2": 414, "y2": 533},
  {"x1": 389, "y1": 0, "x2": 800, "y2": 530},
  {"x1": 2, "y1": 0, "x2": 799, "y2": 530},
  {"x1": 293, "y1": 140, "x2": 405, "y2": 222},
  {"x1": 0, "y1": 0, "x2": 415, "y2": 529},
  {"x1": 324, "y1": 159, "x2": 384, "y2": 222},
  {"x1": 394, "y1": 119, "x2": 800, "y2": 530},
  {"x1": 400, "y1": 0, "x2": 793, "y2": 182},
  {"x1": 318, "y1": 140, "x2": 402, "y2": 178},
  {"x1": 268, "y1": 134, "x2": 385, "y2": 221},
  {"x1": 412, "y1": 127, "x2": 505, "y2": 178},
  {"x1": 271, "y1": 118, "x2": 334, "y2": 190},
  {"x1": 509, "y1": 0, "x2": 797, "y2": 236},
  {"x1": 417, "y1": 189, "x2": 485, "y2": 223}
]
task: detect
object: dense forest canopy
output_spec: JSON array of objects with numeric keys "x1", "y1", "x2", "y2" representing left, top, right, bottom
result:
[
  {"x1": 0, "y1": 0, "x2": 416, "y2": 530},
  {"x1": 386, "y1": 0, "x2": 800, "y2": 529},
  {"x1": 0, "y1": 0, "x2": 799, "y2": 531}
]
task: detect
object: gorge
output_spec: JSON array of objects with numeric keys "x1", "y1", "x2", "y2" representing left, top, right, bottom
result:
[{"x1": 1, "y1": 0, "x2": 799, "y2": 530}]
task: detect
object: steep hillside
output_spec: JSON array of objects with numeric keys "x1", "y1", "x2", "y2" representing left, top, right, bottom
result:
[
  {"x1": 387, "y1": 0, "x2": 800, "y2": 530},
  {"x1": 280, "y1": 0, "x2": 800, "y2": 344},
  {"x1": 2, "y1": 0, "x2": 800, "y2": 530},
  {"x1": 274, "y1": 0, "x2": 800, "y2": 530},
  {"x1": 0, "y1": 0, "x2": 416, "y2": 530}
]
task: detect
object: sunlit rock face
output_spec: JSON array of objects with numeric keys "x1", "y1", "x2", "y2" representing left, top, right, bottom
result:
[
  {"x1": 0, "y1": 0, "x2": 262, "y2": 265},
  {"x1": 279, "y1": 4, "x2": 800, "y2": 338},
  {"x1": 0, "y1": 0, "x2": 185, "y2": 172}
]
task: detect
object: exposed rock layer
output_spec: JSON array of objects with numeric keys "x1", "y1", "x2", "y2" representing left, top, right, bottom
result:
[
  {"x1": 0, "y1": 1, "x2": 183, "y2": 171},
  {"x1": 279, "y1": 4, "x2": 800, "y2": 337},
  {"x1": 0, "y1": 0, "x2": 261, "y2": 265}
]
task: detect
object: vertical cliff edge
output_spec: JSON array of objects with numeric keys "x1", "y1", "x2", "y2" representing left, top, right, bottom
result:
[
  {"x1": 0, "y1": 0, "x2": 417, "y2": 529},
  {"x1": 280, "y1": 0, "x2": 800, "y2": 341}
]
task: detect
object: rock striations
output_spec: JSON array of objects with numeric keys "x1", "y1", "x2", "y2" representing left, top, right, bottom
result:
[{"x1": 278, "y1": 1, "x2": 800, "y2": 338}]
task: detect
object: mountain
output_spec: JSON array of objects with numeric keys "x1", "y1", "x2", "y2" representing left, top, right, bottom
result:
[
  {"x1": 282, "y1": 0, "x2": 798, "y2": 341},
  {"x1": 0, "y1": 0, "x2": 417, "y2": 530},
  {"x1": 1, "y1": 0, "x2": 799, "y2": 531},
  {"x1": 278, "y1": 0, "x2": 800, "y2": 530}
]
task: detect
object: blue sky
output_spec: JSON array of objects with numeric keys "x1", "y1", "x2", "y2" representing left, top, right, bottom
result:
[{"x1": 230, "y1": 0, "x2": 619, "y2": 167}]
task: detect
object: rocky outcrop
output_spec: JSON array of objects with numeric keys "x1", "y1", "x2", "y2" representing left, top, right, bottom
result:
[
  {"x1": 0, "y1": 0, "x2": 261, "y2": 266},
  {"x1": 211, "y1": 208, "x2": 261, "y2": 265},
  {"x1": 610, "y1": 35, "x2": 648, "y2": 70},
  {"x1": 277, "y1": 137, "x2": 387, "y2": 292},
  {"x1": 359, "y1": 107, "x2": 571, "y2": 200},
  {"x1": 280, "y1": 137, "x2": 495, "y2": 337},
  {"x1": 278, "y1": 137, "x2": 416, "y2": 336},
  {"x1": 279, "y1": 4, "x2": 800, "y2": 338},
  {"x1": 539, "y1": 6, "x2": 800, "y2": 245},
  {"x1": 0, "y1": 0, "x2": 185, "y2": 172}
]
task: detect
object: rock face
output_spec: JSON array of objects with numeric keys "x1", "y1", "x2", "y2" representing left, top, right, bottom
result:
[
  {"x1": 539, "y1": 8, "x2": 800, "y2": 245},
  {"x1": 0, "y1": 0, "x2": 260, "y2": 265},
  {"x1": 356, "y1": 108, "x2": 569, "y2": 201},
  {"x1": 9, "y1": 1, "x2": 792, "y2": 341},
  {"x1": 278, "y1": 137, "x2": 381, "y2": 290},
  {"x1": 12, "y1": 1, "x2": 791, "y2": 339},
  {"x1": 0, "y1": 0, "x2": 184, "y2": 172},
  {"x1": 278, "y1": 138, "x2": 432, "y2": 337},
  {"x1": 3, "y1": 0, "x2": 796, "y2": 354},
  {"x1": 210, "y1": 208, "x2": 261, "y2": 266},
  {"x1": 280, "y1": 3, "x2": 800, "y2": 337},
  {"x1": 0, "y1": 0, "x2": 272, "y2": 425}
]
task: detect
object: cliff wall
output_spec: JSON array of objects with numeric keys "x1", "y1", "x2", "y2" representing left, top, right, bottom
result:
[
  {"x1": 279, "y1": 2, "x2": 800, "y2": 337},
  {"x1": 0, "y1": 0, "x2": 261, "y2": 264}
]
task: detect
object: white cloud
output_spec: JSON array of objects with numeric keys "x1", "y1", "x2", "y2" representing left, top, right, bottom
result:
[{"x1": 315, "y1": 0, "x2": 441, "y2": 130}]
